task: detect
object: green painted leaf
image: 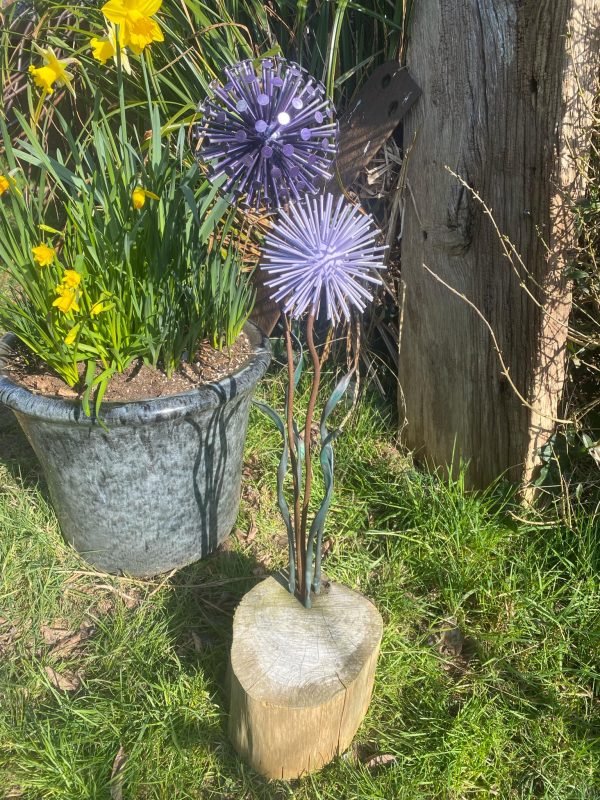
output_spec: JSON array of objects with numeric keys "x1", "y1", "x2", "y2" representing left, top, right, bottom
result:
[{"x1": 253, "y1": 400, "x2": 295, "y2": 591}]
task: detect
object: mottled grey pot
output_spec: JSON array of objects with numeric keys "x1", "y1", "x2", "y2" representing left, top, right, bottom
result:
[{"x1": 0, "y1": 323, "x2": 270, "y2": 577}]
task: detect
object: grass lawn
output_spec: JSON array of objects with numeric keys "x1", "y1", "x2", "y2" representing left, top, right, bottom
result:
[{"x1": 0, "y1": 364, "x2": 599, "y2": 799}]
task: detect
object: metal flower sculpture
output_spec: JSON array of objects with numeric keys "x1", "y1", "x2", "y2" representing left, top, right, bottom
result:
[
  {"x1": 262, "y1": 193, "x2": 386, "y2": 323},
  {"x1": 256, "y1": 194, "x2": 386, "y2": 607},
  {"x1": 195, "y1": 58, "x2": 337, "y2": 209}
]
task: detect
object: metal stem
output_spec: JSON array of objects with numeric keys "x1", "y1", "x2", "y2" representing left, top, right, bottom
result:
[
  {"x1": 284, "y1": 317, "x2": 302, "y2": 596},
  {"x1": 300, "y1": 313, "x2": 321, "y2": 605}
]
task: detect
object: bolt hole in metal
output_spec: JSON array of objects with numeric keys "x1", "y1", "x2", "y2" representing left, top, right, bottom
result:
[
  {"x1": 388, "y1": 100, "x2": 399, "y2": 117},
  {"x1": 381, "y1": 74, "x2": 391, "y2": 89}
]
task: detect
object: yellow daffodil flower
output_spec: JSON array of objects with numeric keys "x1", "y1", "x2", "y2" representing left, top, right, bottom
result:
[
  {"x1": 61, "y1": 270, "x2": 81, "y2": 289},
  {"x1": 64, "y1": 324, "x2": 80, "y2": 345},
  {"x1": 0, "y1": 175, "x2": 11, "y2": 196},
  {"x1": 32, "y1": 243, "x2": 56, "y2": 267},
  {"x1": 29, "y1": 47, "x2": 77, "y2": 96},
  {"x1": 28, "y1": 65, "x2": 58, "y2": 94},
  {"x1": 101, "y1": 0, "x2": 163, "y2": 54},
  {"x1": 101, "y1": 0, "x2": 162, "y2": 25},
  {"x1": 90, "y1": 36, "x2": 116, "y2": 64},
  {"x1": 42, "y1": 48, "x2": 74, "y2": 90},
  {"x1": 102, "y1": 0, "x2": 162, "y2": 25},
  {"x1": 53, "y1": 288, "x2": 79, "y2": 314},
  {"x1": 90, "y1": 300, "x2": 107, "y2": 317},
  {"x1": 90, "y1": 25, "x2": 131, "y2": 73},
  {"x1": 132, "y1": 186, "x2": 159, "y2": 210},
  {"x1": 122, "y1": 15, "x2": 164, "y2": 54}
]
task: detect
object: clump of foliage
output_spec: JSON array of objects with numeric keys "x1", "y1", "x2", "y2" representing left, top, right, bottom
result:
[
  {"x1": 538, "y1": 108, "x2": 600, "y2": 506},
  {"x1": 0, "y1": 3, "x2": 255, "y2": 413},
  {"x1": 1, "y1": 0, "x2": 411, "y2": 123}
]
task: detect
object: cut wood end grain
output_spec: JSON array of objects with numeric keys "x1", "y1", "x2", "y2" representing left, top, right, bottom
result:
[{"x1": 228, "y1": 575, "x2": 383, "y2": 780}]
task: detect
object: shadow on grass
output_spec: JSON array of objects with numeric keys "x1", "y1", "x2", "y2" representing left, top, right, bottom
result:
[
  {"x1": 162, "y1": 545, "x2": 262, "y2": 707},
  {"x1": 158, "y1": 549, "x2": 302, "y2": 793},
  {"x1": 0, "y1": 403, "x2": 46, "y2": 489},
  {"x1": 4, "y1": 538, "x2": 282, "y2": 795}
]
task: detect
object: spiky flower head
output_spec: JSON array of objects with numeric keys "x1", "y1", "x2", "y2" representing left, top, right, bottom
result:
[
  {"x1": 261, "y1": 193, "x2": 386, "y2": 324},
  {"x1": 195, "y1": 58, "x2": 337, "y2": 209}
]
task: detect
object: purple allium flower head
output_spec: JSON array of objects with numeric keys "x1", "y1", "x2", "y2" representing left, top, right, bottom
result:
[
  {"x1": 261, "y1": 193, "x2": 386, "y2": 323},
  {"x1": 195, "y1": 58, "x2": 337, "y2": 209}
]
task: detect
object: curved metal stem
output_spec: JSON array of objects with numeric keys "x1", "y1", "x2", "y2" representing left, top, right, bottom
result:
[
  {"x1": 300, "y1": 313, "x2": 321, "y2": 605},
  {"x1": 284, "y1": 317, "x2": 302, "y2": 595}
]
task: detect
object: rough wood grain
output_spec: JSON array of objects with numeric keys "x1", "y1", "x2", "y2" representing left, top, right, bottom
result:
[
  {"x1": 399, "y1": 0, "x2": 600, "y2": 486},
  {"x1": 228, "y1": 576, "x2": 383, "y2": 779}
]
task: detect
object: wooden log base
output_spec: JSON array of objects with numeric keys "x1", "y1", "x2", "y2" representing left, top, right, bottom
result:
[{"x1": 228, "y1": 575, "x2": 383, "y2": 780}]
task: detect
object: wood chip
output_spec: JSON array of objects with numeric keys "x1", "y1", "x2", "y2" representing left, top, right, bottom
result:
[
  {"x1": 0, "y1": 623, "x2": 18, "y2": 655},
  {"x1": 44, "y1": 666, "x2": 82, "y2": 692},
  {"x1": 217, "y1": 537, "x2": 236, "y2": 553},
  {"x1": 96, "y1": 597, "x2": 115, "y2": 615},
  {"x1": 95, "y1": 584, "x2": 143, "y2": 609},
  {"x1": 242, "y1": 453, "x2": 260, "y2": 480},
  {"x1": 246, "y1": 516, "x2": 258, "y2": 543},
  {"x1": 241, "y1": 484, "x2": 261, "y2": 510},
  {"x1": 234, "y1": 528, "x2": 246, "y2": 545},
  {"x1": 41, "y1": 625, "x2": 71, "y2": 646},
  {"x1": 235, "y1": 518, "x2": 258, "y2": 547},
  {"x1": 110, "y1": 746, "x2": 127, "y2": 800},
  {"x1": 41, "y1": 623, "x2": 95, "y2": 658},
  {"x1": 321, "y1": 538, "x2": 334, "y2": 557},
  {"x1": 364, "y1": 753, "x2": 397, "y2": 769}
]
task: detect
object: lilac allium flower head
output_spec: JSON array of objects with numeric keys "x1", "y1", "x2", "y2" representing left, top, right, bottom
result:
[
  {"x1": 195, "y1": 58, "x2": 337, "y2": 209},
  {"x1": 261, "y1": 193, "x2": 386, "y2": 324}
]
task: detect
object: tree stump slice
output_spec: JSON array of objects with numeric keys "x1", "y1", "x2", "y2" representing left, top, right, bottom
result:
[{"x1": 228, "y1": 576, "x2": 383, "y2": 780}]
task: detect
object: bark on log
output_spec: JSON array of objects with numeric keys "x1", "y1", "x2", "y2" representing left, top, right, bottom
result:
[
  {"x1": 399, "y1": 0, "x2": 600, "y2": 486},
  {"x1": 228, "y1": 576, "x2": 383, "y2": 780}
]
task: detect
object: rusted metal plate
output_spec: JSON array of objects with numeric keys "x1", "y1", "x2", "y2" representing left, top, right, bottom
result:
[
  {"x1": 332, "y1": 62, "x2": 421, "y2": 191},
  {"x1": 249, "y1": 266, "x2": 282, "y2": 338}
]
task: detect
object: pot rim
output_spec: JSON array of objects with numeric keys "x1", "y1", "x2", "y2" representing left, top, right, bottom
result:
[{"x1": 0, "y1": 321, "x2": 271, "y2": 427}]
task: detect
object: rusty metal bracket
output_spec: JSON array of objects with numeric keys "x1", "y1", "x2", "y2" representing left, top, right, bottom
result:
[{"x1": 332, "y1": 62, "x2": 421, "y2": 192}]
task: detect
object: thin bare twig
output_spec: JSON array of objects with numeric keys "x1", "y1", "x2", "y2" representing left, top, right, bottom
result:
[
  {"x1": 444, "y1": 167, "x2": 586, "y2": 333},
  {"x1": 422, "y1": 263, "x2": 572, "y2": 425}
]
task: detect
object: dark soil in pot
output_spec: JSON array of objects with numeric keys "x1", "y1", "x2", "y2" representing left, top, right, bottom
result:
[{"x1": 3, "y1": 331, "x2": 255, "y2": 402}]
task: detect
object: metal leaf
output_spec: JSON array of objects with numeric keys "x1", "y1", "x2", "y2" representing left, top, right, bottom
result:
[
  {"x1": 320, "y1": 370, "x2": 353, "y2": 440},
  {"x1": 293, "y1": 420, "x2": 304, "y2": 474},
  {"x1": 283, "y1": 331, "x2": 304, "y2": 401},
  {"x1": 253, "y1": 401, "x2": 295, "y2": 591},
  {"x1": 309, "y1": 373, "x2": 353, "y2": 594},
  {"x1": 292, "y1": 334, "x2": 304, "y2": 389},
  {"x1": 309, "y1": 438, "x2": 334, "y2": 594}
]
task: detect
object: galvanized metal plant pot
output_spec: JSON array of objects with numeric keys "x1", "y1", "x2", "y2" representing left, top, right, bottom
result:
[{"x1": 0, "y1": 322, "x2": 270, "y2": 577}]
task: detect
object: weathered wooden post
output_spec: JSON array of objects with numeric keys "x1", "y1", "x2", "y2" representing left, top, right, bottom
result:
[{"x1": 399, "y1": 0, "x2": 600, "y2": 486}]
